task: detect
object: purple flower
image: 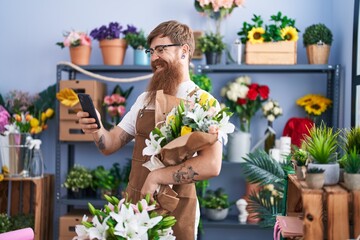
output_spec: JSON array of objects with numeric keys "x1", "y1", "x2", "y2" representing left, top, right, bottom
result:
[
  {"x1": 123, "y1": 24, "x2": 138, "y2": 35},
  {"x1": 90, "y1": 22, "x2": 124, "y2": 41},
  {"x1": 0, "y1": 105, "x2": 10, "y2": 133}
]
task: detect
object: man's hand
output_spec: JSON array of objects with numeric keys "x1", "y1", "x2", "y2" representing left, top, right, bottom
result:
[
  {"x1": 77, "y1": 110, "x2": 102, "y2": 134},
  {"x1": 141, "y1": 171, "x2": 160, "y2": 202}
]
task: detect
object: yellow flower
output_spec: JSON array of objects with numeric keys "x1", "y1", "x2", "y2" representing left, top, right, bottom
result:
[
  {"x1": 304, "y1": 101, "x2": 328, "y2": 115},
  {"x1": 247, "y1": 27, "x2": 265, "y2": 44},
  {"x1": 0, "y1": 174, "x2": 4, "y2": 182},
  {"x1": 166, "y1": 115, "x2": 175, "y2": 125},
  {"x1": 31, "y1": 126, "x2": 42, "y2": 134},
  {"x1": 45, "y1": 108, "x2": 54, "y2": 118},
  {"x1": 199, "y1": 92, "x2": 216, "y2": 107},
  {"x1": 296, "y1": 94, "x2": 315, "y2": 106},
  {"x1": 56, "y1": 88, "x2": 79, "y2": 107},
  {"x1": 41, "y1": 112, "x2": 47, "y2": 122},
  {"x1": 281, "y1": 26, "x2": 298, "y2": 41},
  {"x1": 30, "y1": 117, "x2": 40, "y2": 128},
  {"x1": 181, "y1": 126, "x2": 192, "y2": 136},
  {"x1": 2, "y1": 165, "x2": 9, "y2": 174}
]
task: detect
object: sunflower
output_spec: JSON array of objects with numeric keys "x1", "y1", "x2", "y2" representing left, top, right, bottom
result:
[
  {"x1": 304, "y1": 101, "x2": 328, "y2": 115},
  {"x1": 280, "y1": 26, "x2": 299, "y2": 42},
  {"x1": 296, "y1": 94, "x2": 315, "y2": 106},
  {"x1": 247, "y1": 27, "x2": 265, "y2": 44}
]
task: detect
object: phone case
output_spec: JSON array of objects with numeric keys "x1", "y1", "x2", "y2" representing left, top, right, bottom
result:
[{"x1": 78, "y1": 93, "x2": 101, "y2": 129}]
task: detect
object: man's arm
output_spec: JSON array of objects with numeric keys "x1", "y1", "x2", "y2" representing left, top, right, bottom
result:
[
  {"x1": 140, "y1": 141, "x2": 222, "y2": 197},
  {"x1": 77, "y1": 110, "x2": 134, "y2": 155}
]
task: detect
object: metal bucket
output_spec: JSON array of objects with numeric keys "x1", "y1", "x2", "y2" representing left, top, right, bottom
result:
[{"x1": 0, "y1": 133, "x2": 30, "y2": 177}]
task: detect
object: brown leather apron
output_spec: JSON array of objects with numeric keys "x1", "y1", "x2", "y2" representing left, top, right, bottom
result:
[{"x1": 125, "y1": 108, "x2": 197, "y2": 240}]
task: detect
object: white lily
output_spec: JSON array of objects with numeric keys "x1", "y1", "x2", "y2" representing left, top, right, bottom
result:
[
  {"x1": 218, "y1": 112, "x2": 235, "y2": 145},
  {"x1": 87, "y1": 216, "x2": 109, "y2": 240},
  {"x1": 142, "y1": 132, "x2": 164, "y2": 160},
  {"x1": 186, "y1": 104, "x2": 208, "y2": 126}
]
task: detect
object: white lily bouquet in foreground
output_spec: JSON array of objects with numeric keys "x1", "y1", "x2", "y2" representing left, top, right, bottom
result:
[
  {"x1": 74, "y1": 195, "x2": 176, "y2": 240},
  {"x1": 143, "y1": 92, "x2": 235, "y2": 170}
]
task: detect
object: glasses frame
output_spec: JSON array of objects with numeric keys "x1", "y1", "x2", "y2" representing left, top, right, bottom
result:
[{"x1": 145, "y1": 44, "x2": 182, "y2": 56}]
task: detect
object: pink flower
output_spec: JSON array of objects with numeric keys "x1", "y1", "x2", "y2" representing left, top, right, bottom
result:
[
  {"x1": 104, "y1": 96, "x2": 113, "y2": 105},
  {"x1": 117, "y1": 105, "x2": 126, "y2": 116},
  {"x1": 80, "y1": 34, "x2": 91, "y2": 46},
  {"x1": 0, "y1": 105, "x2": 10, "y2": 133},
  {"x1": 111, "y1": 94, "x2": 125, "y2": 104},
  {"x1": 107, "y1": 106, "x2": 117, "y2": 117}
]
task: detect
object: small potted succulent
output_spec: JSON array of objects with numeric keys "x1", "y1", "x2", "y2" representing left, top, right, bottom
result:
[
  {"x1": 90, "y1": 22, "x2": 130, "y2": 65},
  {"x1": 303, "y1": 122, "x2": 340, "y2": 185},
  {"x1": 197, "y1": 32, "x2": 226, "y2": 65},
  {"x1": 342, "y1": 149, "x2": 360, "y2": 190},
  {"x1": 305, "y1": 167, "x2": 325, "y2": 189},
  {"x1": 200, "y1": 187, "x2": 232, "y2": 221},
  {"x1": 62, "y1": 164, "x2": 93, "y2": 198},
  {"x1": 124, "y1": 26, "x2": 149, "y2": 65},
  {"x1": 303, "y1": 23, "x2": 333, "y2": 64},
  {"x1": 292, "y1": 147, "x2": 308, "y2": 180},
  {"x1": 56, "y1": 30, "x2": 92, "y2": 65}
]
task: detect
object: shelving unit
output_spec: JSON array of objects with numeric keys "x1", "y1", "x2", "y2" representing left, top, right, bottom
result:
[{"x1": 53, "y1": 63, "x2": 341, "y2": 239}]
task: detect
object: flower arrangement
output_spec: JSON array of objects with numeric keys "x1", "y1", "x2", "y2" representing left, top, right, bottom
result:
[
  {"x1": 124, "y1": 27, "x2": 148, "y2": 50},
  {"x1": 142, "y1": 91, "x2": 235, "y2": 165},
  {"x1": 103, "y1": 85, "x2": 133, "y2": 125},
  {"x1": 220, "y1": 75, "x2": 269, "y2": 132},
  {"x1": 237, "y1": 12, "x2": 299, "y2": 44},
  {"x1": 296, "y1": 94, "x2": 332, "y2": 124},
  {"x1": 194, "y1": 0, "x2": 244, "y2": 20},
  {"x1": 1, "y1": 84, "x2": 56, "y2": 135},
  {"x1": 56, "y1": 30, "x2": 91, "y2": 48},
  {"x1": 90, "y1": 22, "x2": 136, "y2": 41},
  {"x1": 74, "y1": 194, "x2": 176, "y2": 240},
  {"x1": 62, "y1": 164, "x2": 93, "y2": 192},
  {"x1": 262, "y1": 99, "x2": 283, "y2": 122}
]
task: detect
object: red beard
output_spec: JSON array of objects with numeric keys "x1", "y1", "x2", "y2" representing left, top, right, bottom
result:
[{"x1": 146, "y1": 58, "x2": 183, "y2": 105}]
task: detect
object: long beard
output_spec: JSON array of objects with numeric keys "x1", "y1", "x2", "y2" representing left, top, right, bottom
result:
[{"x1": 146, "y1": 59, "x2": 183, "y2": 105}]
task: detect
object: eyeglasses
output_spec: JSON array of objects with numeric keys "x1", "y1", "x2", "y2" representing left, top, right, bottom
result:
[{"x1": 145, "y1": 44, "x2": 182, "y2": 56}]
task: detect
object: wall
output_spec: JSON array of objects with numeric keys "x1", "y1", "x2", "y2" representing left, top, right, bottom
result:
[{"x1": 0, "y1": 0, "x2": 354, "y2": 175}]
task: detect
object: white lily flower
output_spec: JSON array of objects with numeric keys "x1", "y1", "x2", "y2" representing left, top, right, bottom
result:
[
  {"x1": 74, "y1": 224, "x2": 89, "y2": 240},
  {"x1": 88, "y1": 216, "x2": 109, "y2": 240},
  {"x1": 186, "y1": 104, "x2": 208, "y2": 126},
  {"x1": 137, "y1": 209, "x2": 163, "y2": 229},
  {"x1": 142, "y1": 132, "x2": 164, "y2": 158},
  {"x1": 218, "y1": 112, "x2": 235, "y2": 145}
]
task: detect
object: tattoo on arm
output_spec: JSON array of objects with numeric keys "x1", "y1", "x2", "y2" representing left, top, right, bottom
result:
[
  {"x1": 96, "y1": 135, "x2": 105, "y2": 150},
  {"x1": 173, "y1": 164, "x2": 199, "y2": 184},
  {"x1": 119, "y1": 131, "x2": 134, "y2": 147}
]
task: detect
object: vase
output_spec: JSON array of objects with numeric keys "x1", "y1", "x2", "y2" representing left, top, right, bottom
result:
[
  {"x1": 227, "y1": 131, "x2": 251, "y2": 163},
  {"x1": 99, "y1": 39, "x2": 127, "y2": 65},
  {"x1": 0, "y1": 133, "x2": 31, "y2": 177},
  {"x1": 307, "y1": 162, "x2": 340, "y2": 185},
  {"x1": 205, "y1": 52, "x2": 222, "y2": 65},
  {"x1": 69, "y1": 45, "x2": 91, "y2": 65},
  {"x1": 205, "y1": 208, "x2": 229, "y2": 221},
  {"x1": 306, "y1": 44, "x2": 330, "y2": 64},
  {"x1": 134, "y1": 49, "x2": 150, "y2": 65}
]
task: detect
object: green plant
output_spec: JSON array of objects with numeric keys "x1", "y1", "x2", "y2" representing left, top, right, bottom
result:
[
  {"x1": 237, "y1": 12, "x2": 299, "y2": 44},
  {"x1": 124, "y1": 30, "x2": 148, "y2": 50},
  {"x1": 197, "y1": 32, "x2": 226, "y2": 53},
  {"x1": 303, "y1": 122, "x2": 339, "y2": 164},
  {"x1": 292, "y1": 148, "x2": 308, "y2": 166},
  {"x1": 200, "y1": 188, "x2": 232, "y2": 209},
  {"x1": 341, "y1": 127, "x2": 360, "y2": 154},
  {"x1": 303, "y1": 23, "x2": 333, "y2": 47},
  {"x1": 9, "y1": 214, "x2": 34, "y2": 231},
  {"x1": 0, "y1": 213, "x2": 11, "y2": 233},
  {"x1": 92, "y1": 164, "x2": 121, "y2": 191},
  {"x1": 343, "y1": 149, "x2": 360, "y2": 174},
  {"x1": 189, "y1": 72, "x2": 213, "y2": 92},
  {"x1": 62, "y1": 164, "x2": 93, "y2": 192},
  {"x1": 307, "y1": 167, "x2": 325, "y2": 174}
]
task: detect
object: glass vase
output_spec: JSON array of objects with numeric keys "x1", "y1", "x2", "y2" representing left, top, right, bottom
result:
[{"x1": 264, "y1": 121, "x2": 276, "y2": 153}]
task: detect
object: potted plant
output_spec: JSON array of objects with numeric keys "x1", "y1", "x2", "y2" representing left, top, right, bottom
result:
[
  {"x1": 56, "y1": 30, "x2": 92, "y2": 65},
  {"x1": 197, "y1": 32, "x2": 226, "y2": 65},
  {"x1": 305, "y1": 167, "x2": 325, "y2": 189},
  {"x1": 303, "y1": 23, "x2": 333, "y2": 64},
  {"x1": 62, "y1": 164, "x2": 93, "y2": 198},
  {"x1": 292, "y1": 147, "x2": 308, "y2": 180},
  {"x1": 189, "y1": 71, "x2": 213, "y2": 92},
  {"x1": 342, "y1": 149, "x2": 360, "y2": 190},
  {"x1": 91, "y1": 163, "x2": 122, "y2": 198},
  {"x1": 200, "y1": 187, "x2": 232, "y2": 221},
  {"x1": 303, "y1": 122, "x2": 340, "y2": 185},
  {"x1": 90, "y1": 22, "x2": 130, "y2": 65},
  {"x1": 124, "y1": 27, "x2": 149, "y2": 65},
  {"x1": 0, "y1": 213, "x2": 11, "y2": 233}
]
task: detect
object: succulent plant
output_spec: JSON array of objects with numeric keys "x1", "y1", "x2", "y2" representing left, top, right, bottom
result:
[
  {"x1": 303, "y1": 23, "x2": 333, "y2": 47},
  {"x1": 307, "y1": 167, "x2": 325, "y2": 174}
]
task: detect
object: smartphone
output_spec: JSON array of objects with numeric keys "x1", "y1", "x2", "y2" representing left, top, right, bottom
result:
[{"x1": 78, "y1": 93, "x2": 101, "y2": 129}]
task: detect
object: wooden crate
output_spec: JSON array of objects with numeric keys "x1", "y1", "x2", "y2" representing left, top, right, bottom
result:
[
  {"x1": 59, "y1": 212, "x2": 91, "y2": 239},
  {"x1": 59, "y1": 119, "x2": 95, "y2": 141},
  {"x1": 286, "y1": 174, "x2": 359, "y2": 240},
  {"x1": 0, "y1": 175, "x2": 54, "y2": 240},
  {"x1": 245, "y1": 41, "x2": 297, "y2": 65},
  {"x1": 59, "y1": 80, "x2": 106, "y2": 120}
]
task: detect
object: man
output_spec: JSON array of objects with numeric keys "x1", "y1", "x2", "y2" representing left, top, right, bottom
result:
[{"x1": 77, "y1": 20, "x2": 222, "y2": 239}]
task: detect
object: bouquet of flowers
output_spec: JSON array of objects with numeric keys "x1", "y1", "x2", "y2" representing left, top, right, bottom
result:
[
  {"x1": 221, "y1": 75, "x2": 269, "y2": 132},
  {"x1": 1, "y1": 84, "x2": 56, "y2": 135},
  {"x1": 194, "y1": 0, "x2": 244, "y2": 20},
  {"x1": 56, "y1": 30, "x2": 91, "y2": 49},
  {"x1": 262, "y1": 99, "x2": 283, "y2": 123},
  {"x1": 103, "y1": 85, "x2": 133, "y2": 125},
  {"x1": 296, "y1": 94, "x2": 332, "y2": 123},
  {"x1": 74, "y1": 194, "x2": 176, "y2": 240},
  {"x1": 142, "y1": 90, "x2": 235, "y2": 169}
]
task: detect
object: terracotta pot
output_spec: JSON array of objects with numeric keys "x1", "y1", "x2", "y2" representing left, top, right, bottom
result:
[
  {"x1": 306, "y1": 44, "x2": 330, "y2": 64},
  {"x1": 69, "y1": 45, "x2": 91, "y2": 65},
  {"x1": 99, "y1": 39, "x2": 127, "y2": 65}
]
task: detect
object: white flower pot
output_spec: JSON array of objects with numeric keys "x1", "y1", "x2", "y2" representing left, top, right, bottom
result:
[
  {"x1": 227, "y1": 131, "x2": 251, "y2": 163},
  {"x1": 344, "y1": 173, "x2": 360, "y2": 190},
  {"x1": 308, "y1": 163, "x2": 340, "y2": 185},
  {"x1": 305, "y1": 173, "x2": 325, "y2": 189},
  {"x1": 205, "y1": 208, "x2": 229, "y2": 221}
]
